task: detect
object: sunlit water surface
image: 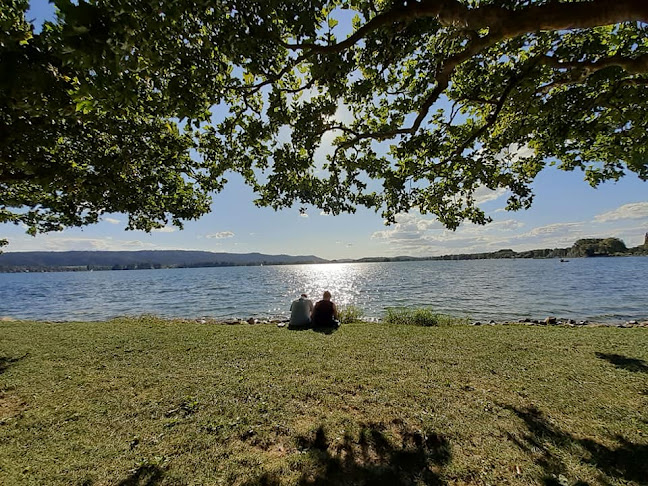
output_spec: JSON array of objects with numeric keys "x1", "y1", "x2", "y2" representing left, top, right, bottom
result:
[{"x1": 1, "y1": 258, "x2": 646, "y2": 323}]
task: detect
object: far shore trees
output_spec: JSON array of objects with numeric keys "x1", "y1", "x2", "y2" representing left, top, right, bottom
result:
[{"x1": 2, "y1": 0, "x2": 647, "y2": 246}]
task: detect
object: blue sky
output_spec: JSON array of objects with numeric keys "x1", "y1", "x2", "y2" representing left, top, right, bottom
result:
[{"x1": 5, "y1": 1, "x2": 647, "y2": 259}]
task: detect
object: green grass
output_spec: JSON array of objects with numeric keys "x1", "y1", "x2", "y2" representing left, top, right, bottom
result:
[
  {"x1": 1, "y1": 317, "x2": 647, "y2": 485},
  {"x1": 338, "y1": 305, "x2": 365, "y2": 324},
  {"x1": 384, "y1": 307, "x2": 465, "y2": 326}
]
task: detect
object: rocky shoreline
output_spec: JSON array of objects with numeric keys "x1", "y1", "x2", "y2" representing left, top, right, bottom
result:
[
  {"x1": 2, "y1": 315, "x2": 647, "y2": 328},
  {"x1": 470, "y1": 317, "x2": 648, "y2": 328},
  {"x1": 192, "y1": 316, "x2": 648, "y2": 328}
]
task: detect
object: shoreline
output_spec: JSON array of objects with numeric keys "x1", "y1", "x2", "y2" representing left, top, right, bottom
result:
[{"x1": 2, "y1": 315, "x2": 647, "y2": 328}]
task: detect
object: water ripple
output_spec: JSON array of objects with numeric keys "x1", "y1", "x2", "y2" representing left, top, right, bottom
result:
[{"x1": 0, "y1": 258, "x2": 647, "y2": 323}]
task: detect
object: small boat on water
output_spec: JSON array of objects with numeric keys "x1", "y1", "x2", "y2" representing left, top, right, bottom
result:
[{"x1": 560, "y1": 259, "x2": 570, "y2": 263}]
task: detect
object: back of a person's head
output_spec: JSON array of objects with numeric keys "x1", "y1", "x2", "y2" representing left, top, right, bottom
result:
[{"x1": 323, "y1": 291, "x2": 331, "y2": 300}]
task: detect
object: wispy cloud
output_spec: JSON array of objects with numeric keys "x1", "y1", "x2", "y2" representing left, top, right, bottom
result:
[
  {"x1": 369, "y1": 203, "x2": 645, "y2": 256},
  {"x1": 522, "y1": 222, "x2": 583, "y2": 238},
  {"x1": 369, "y1": 200, "x2": 648, "y2": 257},
  {"x1": 473, "y1": 187, "x2": 508, "y2": 205},
  {"x1": 594, "y1": 202, "x2": 648, "y2": 222},
  {"x1": 5, "y1": 236, "x2": 158, "y2": 252},
  {"x1": 104, "y1": 217, "x2": 121, "y2": 225},
  {"x1": 152, "y1": 226, "x2": 176, "y2": 233},
  {"x1": 206, "y1": 231, "x2": 235, "y2": 239}
]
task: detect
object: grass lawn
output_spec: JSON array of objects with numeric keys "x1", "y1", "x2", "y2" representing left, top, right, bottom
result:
[{"x1": 1, "y1": 317, "x2": 647, "y2": 485}]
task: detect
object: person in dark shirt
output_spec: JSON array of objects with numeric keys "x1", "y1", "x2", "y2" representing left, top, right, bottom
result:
[{"x1": 311, "y1": 291, "x2": 340, "y2": 328}]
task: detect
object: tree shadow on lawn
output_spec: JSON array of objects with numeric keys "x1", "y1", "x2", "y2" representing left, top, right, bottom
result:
[
  {"x1": 595, "y1": 352, "x2": 648, "y2": 374},
  {"x1": 246, "y1": 421, "x2": 451, "y2": 486},
  {"x1": 502, "y1": 404, "x2": 648, "y2": 486},
  {"x1": 0, "y1": 353, "x2": 28, "y2": 374},
  {"x1": 116, "y1": 464, "x2": 164, "y2": 486}
]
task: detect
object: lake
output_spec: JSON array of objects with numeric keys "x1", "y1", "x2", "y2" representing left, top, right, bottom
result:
[{"x1": 0, "y1": 258, "x2": 646, "y2": 323}]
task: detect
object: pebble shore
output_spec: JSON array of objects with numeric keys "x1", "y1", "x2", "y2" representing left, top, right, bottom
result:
[
  {"x1": 2, "y1": 315, "x2": 647, "y2": 327},
  {"x1": 188, "y1": 316, "x2": 648, "y2": 328}
]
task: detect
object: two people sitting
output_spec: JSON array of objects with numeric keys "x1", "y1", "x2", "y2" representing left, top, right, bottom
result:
[{"x1": 289, "y1": 291, "x2": 340, "y2": 329}]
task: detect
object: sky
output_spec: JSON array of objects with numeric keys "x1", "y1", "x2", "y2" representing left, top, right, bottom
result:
[{"x1": 4, "y1": 1, "x2": 647, "y2": 260}]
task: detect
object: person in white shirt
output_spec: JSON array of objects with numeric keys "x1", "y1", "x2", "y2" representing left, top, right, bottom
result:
[{"x1": 289, "y1": 293, "x2": 313, "y2": 329}]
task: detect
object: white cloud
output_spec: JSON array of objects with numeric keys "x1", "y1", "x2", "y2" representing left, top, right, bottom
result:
[
  {"x1": 152, "y1": 226, "x2": 176, "y2": 233},
  {"x1": 504, "y1": 142, "x2": 534, "y2": 161},
  {"x1": 5, "y1": 236, "x2": 158, "y2": 252},
  {"x1": 370, "y1": 209, "x2": 591, "y2": 256},
  {"x1": 508, "y1": 222, "x2": 586, "y2": 249},
  {"x1": 104, "y1": 217, "x2": 121, "y2": 225},
  {"x1": 206, "y1": 231, "x2": 235, "y2": 239},
  {"x1": 457, "y1": 219, "x2": 525, "y2": 235},
  {"x1": 473, "y1": 187, "x2": 508, "y2": 205},
  {"x1": 372, "y1": 213, "x2": 438, "y2": 241},
  {"x1": 594, "y1": 202, "x2": 648, "y2": 223},
  {"x1": 522, "y1": 222, "x2": 583, "y2": 238},
  {"x1": 372, "y1": 212, "x2": 472, "y2": 255},
  {"x1": 490, "y1": 219, "x2": 525, "y2": 231}
]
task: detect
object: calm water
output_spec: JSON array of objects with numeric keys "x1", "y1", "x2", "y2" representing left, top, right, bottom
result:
[{"x1": 0, "y1": 258, "x2": 646, "y2": 323}]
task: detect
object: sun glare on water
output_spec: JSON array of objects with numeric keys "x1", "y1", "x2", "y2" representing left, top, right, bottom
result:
[{"x1": 281, "y1": 263, "x2": 372, "y2": 308}]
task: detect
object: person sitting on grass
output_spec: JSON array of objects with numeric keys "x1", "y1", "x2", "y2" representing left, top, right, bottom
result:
[
  {"x1": 289, "y1": 293, "x2": 313, "y2": 329},
  {"x1": 312, "y1": 291, "x2": 340, "y2": 328}
]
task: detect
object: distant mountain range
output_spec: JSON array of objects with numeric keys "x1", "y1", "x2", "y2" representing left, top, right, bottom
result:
[
  {"x1": 0, "y1": 250, "x2": 327, "y2": 272},
  {"x1": 1, "y1": 237, "x2": 646, "y2": 272}
]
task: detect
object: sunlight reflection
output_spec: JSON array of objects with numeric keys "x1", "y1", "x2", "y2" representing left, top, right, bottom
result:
[{"x1": 281, "y1": 263, "x2": 370, "y2": 308}]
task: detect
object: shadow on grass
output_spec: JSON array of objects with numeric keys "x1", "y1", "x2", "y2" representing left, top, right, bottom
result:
[
  {"x1": 246, "y1": 421, "x2": 450, "y2": 485},
  {"x1": 503, "y1": 404, "x2": 648, "y2": 485},
  {"x1": 0, "y1": 354, "x2": 28, "y2": 374},
  {"x1": 311, "y1": 325, "x2": 339, "y2": 336},
  {"x1": 595, "y1": 352, "x2": 648, "y2": 373},
  {"x1": 117, "y1": 465, "x2": 164, "y2": 486},
  {"x1": 287, "y1": 325, "x2": 311, "y2": 331},
  {"x1": 287, "y1": 326, "x2": 340, "y2": 335}
]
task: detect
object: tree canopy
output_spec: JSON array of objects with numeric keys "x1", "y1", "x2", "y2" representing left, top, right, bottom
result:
[{"x1": 2, "y1": 0, "x2": 647, "y2": 245}]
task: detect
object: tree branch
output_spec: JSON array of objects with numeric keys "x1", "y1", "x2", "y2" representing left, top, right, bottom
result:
[
  {"x1": 338, "y1": 32, "x2": 498, "y2": 146},
  {"x1": 459, "y1": 0, "x2": 648, "y2": 35},
  {"x1": 283, "y1": 1, "x2": 441, "y2": 53},
  {"x1": 285, "y1": 0, "x2": 648, "y2": 55},
  {"x1": 450, "y1": 66, "x2": 530, "y2": 159},
  {"x1": 538, "y1": 54, "x2": 648, "y2": 92},
  {"x1": 244, "y1": 54, "x2": 309, "y2": 95},
  {"x1": 285, "y1": 0, "x2": 648, "y2": 147},
  {"x1": 541, "y1": 53, "x2": 648, "y2": 75}
]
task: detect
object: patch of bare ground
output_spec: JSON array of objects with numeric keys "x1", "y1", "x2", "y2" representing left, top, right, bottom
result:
[{"x1": 0, "y1": 393, "x2": 27, "y2": 423}]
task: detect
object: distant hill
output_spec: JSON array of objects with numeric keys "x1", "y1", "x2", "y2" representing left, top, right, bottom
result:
[
  {"x1": 2, "y1": 237, "x2": 646, "y2": 273},
  {"x1": 0, "y1": 250, "x2": 328, "y2": 272},
  {"x1": 336, "y1": 238, "x2": 648, "y2": 263}
]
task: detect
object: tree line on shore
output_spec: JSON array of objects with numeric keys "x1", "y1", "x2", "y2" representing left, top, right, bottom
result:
[
  {"x1": 1, "y1": 238, "x2": 646, "y2": 273},
  {"x1": 351, "y1": 237, "x2": 648, "y2": 262},
  {"x1": 0, "y1": 250, "x2": 326, "y2": 273}
]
